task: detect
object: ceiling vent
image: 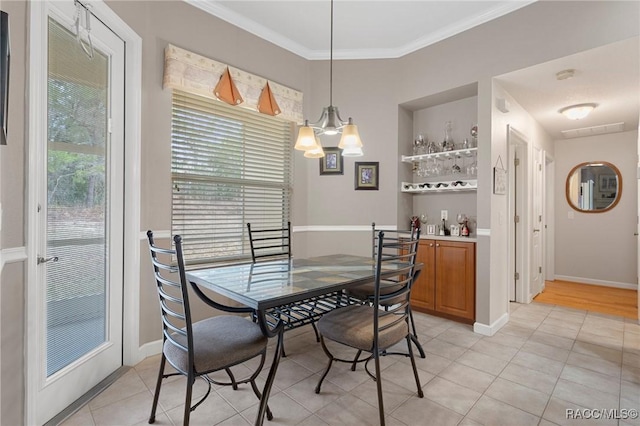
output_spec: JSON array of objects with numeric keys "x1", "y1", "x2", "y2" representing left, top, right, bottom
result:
[{"x1": 561, "y1": 122, "x2": 625, "y2": 138}]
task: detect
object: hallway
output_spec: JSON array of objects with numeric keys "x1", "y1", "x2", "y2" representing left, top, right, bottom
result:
[{"x1": 533, "y1": 280, "x2": 638, "y2": 320}]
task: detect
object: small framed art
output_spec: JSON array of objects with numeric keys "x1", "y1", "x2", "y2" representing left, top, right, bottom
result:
[
  {"x1": 355, "y1": 162, "x2": 379, "y2": 190},
  {"x1": 319, "y1": 147, "x2": 344, "y2": 175}
]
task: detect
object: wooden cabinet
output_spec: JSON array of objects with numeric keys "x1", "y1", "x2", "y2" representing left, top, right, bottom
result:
[{"x1": 411, "y1": 239, "x2": 475, "y2": 322}]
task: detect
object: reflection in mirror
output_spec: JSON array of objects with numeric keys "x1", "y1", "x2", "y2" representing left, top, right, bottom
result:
[{"x1": 566, "y1": 161, "x2": 622, "y2": 213}]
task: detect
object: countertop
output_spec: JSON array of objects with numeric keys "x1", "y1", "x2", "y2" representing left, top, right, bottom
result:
[{"x1": 419, "y1": 235, "x2": 477, "y2": 243}]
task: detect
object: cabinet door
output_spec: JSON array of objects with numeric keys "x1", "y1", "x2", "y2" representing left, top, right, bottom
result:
[
  {"x1": 435, "y1": 241, "x2": 475, "y2": 320},
  {"x1": 411, "y1": 240, "x2": 436, "y2": 310}
]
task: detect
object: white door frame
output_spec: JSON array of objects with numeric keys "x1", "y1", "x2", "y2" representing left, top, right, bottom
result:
[
  {"x1": 507, "y1": 125, "x2": 529, "y2": 303},
  {"x1": 530, "y1": 145, "x2": 544, "y2": 299},
  {"x1": 26, "y1": 1, "x2": 141, "y2": 423}
]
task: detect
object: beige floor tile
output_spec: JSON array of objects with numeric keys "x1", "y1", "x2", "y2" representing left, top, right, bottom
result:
[
  {"x1": 521, "y1": 341, "x2": 570, "y2": 363},
  {"x1": 241, "y1": 392, "x2": 313, "y2": 425},
  {"x1": 92, "y1": 391, "x2": 156, "y2": 426},
  {"x1": 215, "y1": 413, "x2": 252, "y2": 425},
  {"x1": 59, "y1": 405, "x2": 95, "y2": 426},
  {"x1": 538, "y1": 324, "x2": 580, "y2": 340},
  {"x1": 293, "y1": 414, "x2": 330, "y2": 426},
  {"x1": 542, "y1": 317, "x2": 582, "y2": 332},
  {"x1": 399, "y1": 350, "x2": 452, "y2": 375},
  {"x1": 470, "y1": 339, "x2": 519, "y2": 362},
  {"x1": 313, "y1": 393, "x2": 382, "y2": 425},
  {"x1": 543, "y1": 397, "x2": 617, "y2": 426},
  {"x1": 481, "y1": 331, "x2": 527, "y2": 349},
  {"x1": 484, "y1": 377, "x2": 551, "y2": 416},
  {"x1": 259, "y1": 357, "x2": 315, "y2": 391},
  {"x1": 422, "y1": 377, "x2": 481, "y2": 415},
  {"x1": 547, "y1": 310, "x2": 586, "y2": 326},
  {"x1": 624, "y1": 350, "x2": 640, "y2": 367},
  {"x1": 499, "y1": 323, "x2": 535, "y2": 339},
  {"x1": 391, "y1": 397, "x2": 462, "y2": 426},
  {"x1": 216, "y1": 380, "x2": 268, "y2": 413},
  {"x1": 285, "y1": 374, "x2": 345, "y2": 413},
  {"x1": 466, "y1": 395, "x2": 539, "y2": 426},
  {"x1": 422, "y1": 338, "x2": 468, "y2": 360},
  {"x1": 528, "y1": 330, "x2": 575, "y2": 351},
  {"x1": 621, "y1": 379, "x2": 640, "y2": 403},
  {"x1": 509, "y1": 317, "x2": 543, "y2": 330},
  {"x1": 622, "y1": 364, "x2": 640, "y2": 385},
  {"x1": 438, "y1": 361, "x2": 496, "y2": 393},
  {"x1": 349, "y1": 376, "x2": 415, "y2": 414},
  {"x1": 510, "y1": 350, "x2": 565, "y2": 377},
  {"x1": 499, "y1": 363, "x2": 558, "y2": 395},
  {"x1": 577, "y1": 330, "x2": 624, "y2": 350},
  {"x1": 322, "y1": 359, "x2": 371, "y2": 392},
  {"x1": 560, "y1": 364, "x2": 620, "y2": 396},
  {"x1": 566, "y1": 352, "x2": 622, "y2": 378},
  {"x1": 572, "y1": 341, "x2": 623, "y2": 364},
  {"x1": 456, "y1": 349, "x2": 509, "y2": 375},
  {"x1": 130, "y1": 412, "x2": 173, "y2": 426},
  {"x1": 153, "y1": 375, "x2": 211, "y2": 412},
  {"x1": 552, "y1": 379, "x2": 620, "y2": 411},
  {"x1": 436, "y1": 327, "x2": 482, "y2": 348},
  {"x1": 88, "y1": 369, "x2": 149, "y2": 410},
  {"x1": 167, "y1": 393, "x2": 238, "y2": 425},
  {"x1": 458, "y1": 417, "x2": 484, "y2": 426},
  {"x1": 380, "y1": 356, "x2": 432, "y2": 389}
]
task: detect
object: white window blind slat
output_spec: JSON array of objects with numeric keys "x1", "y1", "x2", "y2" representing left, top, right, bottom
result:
[{"x1": 171, "y1": 90, "x2": 293, "y2": 263}]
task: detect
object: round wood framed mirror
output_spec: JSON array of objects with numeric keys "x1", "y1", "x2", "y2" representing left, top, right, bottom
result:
[{"x1": 566, "y1": 161, "x2": 622, "y2": 213}]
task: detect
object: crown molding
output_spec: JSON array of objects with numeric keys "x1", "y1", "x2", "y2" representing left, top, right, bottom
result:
[{"x1": 185, "y1": 0, "x2": 536, "y2": 60}]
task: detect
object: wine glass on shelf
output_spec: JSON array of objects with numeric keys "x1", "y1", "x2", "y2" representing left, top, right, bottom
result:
[
  {"x1": 420, "y1": 213, "x2": 428, "y2": 232},
  {"x1": 457, "y1": 213, "x2": 467, "y2": 227}
]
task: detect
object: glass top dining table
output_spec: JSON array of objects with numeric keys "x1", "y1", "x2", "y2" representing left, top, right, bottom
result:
[
  {"x1": 186, "y1": 254, "x2": 386, "y2": 310},
  {"x1": 185, "y1": 253, "x2": 414, "y2": 426}
]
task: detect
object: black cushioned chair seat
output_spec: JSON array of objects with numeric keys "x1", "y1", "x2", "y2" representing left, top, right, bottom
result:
[
  {"x1": 165, "y1": 315, "x2": 267, "y2": 373},
  {"x1": 347, "y1": 279, "x2": 403, "y2": 300},
  {"x1": 317, "y1": 305, "x2": 408, "y2": 351}
]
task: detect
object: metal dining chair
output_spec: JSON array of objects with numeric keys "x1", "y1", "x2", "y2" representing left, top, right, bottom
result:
[
  {"x1": 346, "y1": 222, "x2": 425, "y2": 364},
  {"x1": 314, "y1": 230, "x2": 423, "y2": 425},
  {"x1": 247, "y1": 222, "x2": 322, "y2": 346},
  {"x1": 247, "y1": 221, "x2": 291, "y2": 263},
  {"x1": 146, "y1": 231, "x2": 273, "y2": 425}
]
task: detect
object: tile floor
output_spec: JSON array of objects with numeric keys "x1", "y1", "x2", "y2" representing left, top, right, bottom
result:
[{"x1": 61, "y1": 303, "x2": 640, "y2": 426}]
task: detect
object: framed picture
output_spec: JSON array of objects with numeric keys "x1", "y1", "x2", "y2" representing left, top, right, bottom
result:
[
  {"x1": 355, "y1": 162, "x2": 379, "y2": 190},
  {"x1": 599, "y1": 175, "x2": 617, "y2": 192},
  {"x1": 319, "y1": 147, "x2": 344, "y2": 175},
  {"x1": 493, "y1": 167, "x2": 507, "y2": 195}
]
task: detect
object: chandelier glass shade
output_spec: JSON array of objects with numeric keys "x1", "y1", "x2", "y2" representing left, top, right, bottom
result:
[{"x1": 294, "y1": 0, "x2": 363, "y2": 157}]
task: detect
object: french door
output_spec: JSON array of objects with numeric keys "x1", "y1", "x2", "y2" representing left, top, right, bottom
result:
[{"x1": 29, "y1": 1, "x2": 124, "y2": 423}]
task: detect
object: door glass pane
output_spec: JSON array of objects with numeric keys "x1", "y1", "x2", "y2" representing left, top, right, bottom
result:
[{"x1": 46, "y1": 18, "x2": 109, "y2": 376}]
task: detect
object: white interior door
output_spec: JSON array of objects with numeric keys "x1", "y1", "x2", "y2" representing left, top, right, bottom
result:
[
  {"x1": 28, "y1": 1, "x2": 124, "y2": 423},
  {"x1": 531, "y1": 145, "x2": 544, "y2": 298}
]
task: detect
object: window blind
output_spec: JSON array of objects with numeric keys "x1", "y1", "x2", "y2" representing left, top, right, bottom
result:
[{"x1": 171, "y1": 91, "x2": 293, "y2": 263}]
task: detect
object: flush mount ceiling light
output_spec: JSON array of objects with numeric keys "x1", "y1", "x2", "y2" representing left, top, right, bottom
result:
[
  {"x1": 294, "y1": 0, "x2": 363, "y2": 157},
  {"x1": 559, "y1": 103, "x2": 597, "y2": 120}
]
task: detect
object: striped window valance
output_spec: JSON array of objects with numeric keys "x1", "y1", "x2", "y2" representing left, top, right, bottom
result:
[{"x1": 163, "y1": 44, "x2": 304, "y2": 123}]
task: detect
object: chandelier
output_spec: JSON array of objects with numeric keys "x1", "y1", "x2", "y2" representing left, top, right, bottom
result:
[{"x1": 294, "y1": 0, "x2": 363, "y2": 158}]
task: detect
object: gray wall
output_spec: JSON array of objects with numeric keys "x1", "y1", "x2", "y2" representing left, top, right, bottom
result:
[
  {"x1": 554, "y1": 131, "x2": 638, "y2": 286},
  {"x1": 1, "y1": 1, "x2": 639, "y2": 424}
]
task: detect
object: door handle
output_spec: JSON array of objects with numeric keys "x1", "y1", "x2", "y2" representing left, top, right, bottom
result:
[
  {"x1": 533, "y1": 229, "x2": 540, "y2": 232},
  {"x1": 37, "y1": 256, "x2": 59, "y2": 265}
]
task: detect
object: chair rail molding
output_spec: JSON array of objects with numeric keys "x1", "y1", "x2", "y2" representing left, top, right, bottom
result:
[{"x1": 0, "y1": 246, "x2": 28, "y2": 273}]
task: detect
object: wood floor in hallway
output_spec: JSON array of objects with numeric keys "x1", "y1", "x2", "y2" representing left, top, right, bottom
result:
[{"x1": 533, "y1": 280, "x2": 638, "y2": 319}]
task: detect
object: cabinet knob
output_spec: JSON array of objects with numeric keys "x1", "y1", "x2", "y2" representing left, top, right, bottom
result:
[
  {"x1": 429, "y1": 243, "x2": 434, "y2": 247},
  {"x1": 436, "y1": 243, "x2": 440, "y2": 247}
]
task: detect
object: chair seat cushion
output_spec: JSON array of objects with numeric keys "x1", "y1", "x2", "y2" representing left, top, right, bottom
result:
[
  {"x1": 317, "y1": 305, "x2": 408, "y2": 351},
  {"x1": 164, "y1": 315, "x2": 267, "y2": 374},
  {"x1": 347, "y1": 280, "x2": 403, "y2": 301}
]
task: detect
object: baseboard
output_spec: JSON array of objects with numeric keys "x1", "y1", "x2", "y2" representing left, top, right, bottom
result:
[
  {"x1": 131, "y1": 340, "x2": 163, "y2": 365},
  {"x1": 474, "y1": 312, "x2": 509, "y2": 336},
  {"x1": 554, "y1": 275, "x2": 638, "y2": 290}
]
